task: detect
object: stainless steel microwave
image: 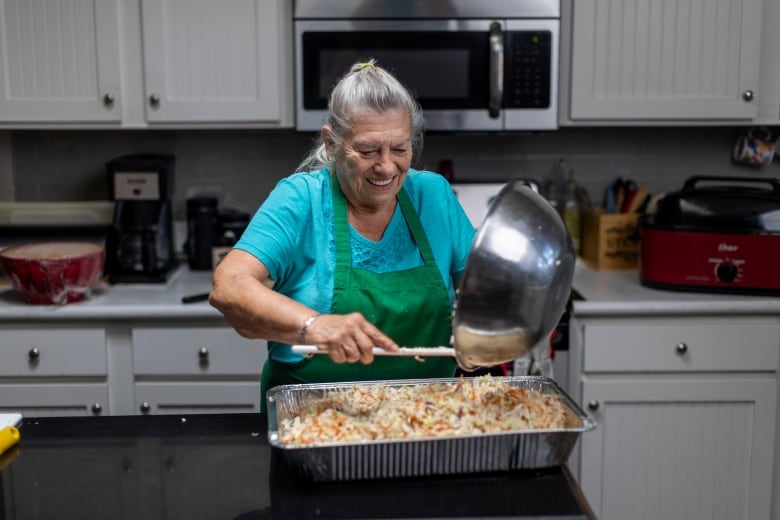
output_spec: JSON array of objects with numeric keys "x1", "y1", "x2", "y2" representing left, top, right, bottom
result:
[{"x1": 294, "y1": 0, "x2": 560, "y2": 132}]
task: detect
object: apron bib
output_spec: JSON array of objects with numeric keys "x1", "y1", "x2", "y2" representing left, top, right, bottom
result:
[{"x1": 261, "y1": 176, "x2": 455, "y2": 408}]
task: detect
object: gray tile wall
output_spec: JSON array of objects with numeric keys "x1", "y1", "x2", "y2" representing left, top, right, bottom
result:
[{"x1": 6, "y1": 126, "x2": 779, "y2": 218}]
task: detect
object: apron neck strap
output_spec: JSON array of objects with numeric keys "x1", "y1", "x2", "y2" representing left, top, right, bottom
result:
[{"x1": 330, "y1": 174, "x2": 437, "y2": 265}]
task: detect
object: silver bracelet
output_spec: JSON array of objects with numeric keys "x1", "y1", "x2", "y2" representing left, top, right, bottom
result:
[{"x1": 299, "y1": 314, "x2": 320, "y2": 343}]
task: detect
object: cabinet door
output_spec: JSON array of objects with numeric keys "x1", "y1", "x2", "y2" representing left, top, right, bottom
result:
[
  {"x1": 579, "y1": 377, "x2": 776, "y2": 520},
  {"x1": 135, "y1": 382, "x2": 261, "y2": 415},
  {"x1": 140, "y1": 0, "x2": 284, "y2": 123},
  {"x1": 0, "y1": 0, "x2": 121, "y2": 122},
  {"x1": 0, "y1": 383, "x2": 108, "y2": 417},
  {"x1": 570, "y1": 0, "x2": 762, "y2": 121}
]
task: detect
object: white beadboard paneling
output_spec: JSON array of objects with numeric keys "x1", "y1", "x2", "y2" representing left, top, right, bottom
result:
[
  {"x1": 602, "y1": 401, "x2": 749, "y2": 519},
  {"x1": 571, "y1": 0, "x2": 762, "y2": 120},
  {"x1": 141, "y1": 0, "x2": 283, "y2": 122},
  {"x1": 581, "y1": 377, "x2": 776, "y2": 520},
  {"x1": 0, "y1": 0, "x2": 121, "y2": 121}
]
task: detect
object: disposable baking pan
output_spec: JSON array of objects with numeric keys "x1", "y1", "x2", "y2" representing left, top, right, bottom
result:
[{"x1": 266, "y1": 376, "x2": 596, "y2": 481}]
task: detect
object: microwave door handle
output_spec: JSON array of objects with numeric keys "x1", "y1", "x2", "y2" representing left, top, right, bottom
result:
[{"x1": 488, "y1": 22, "x2": 503, "y2": 119}]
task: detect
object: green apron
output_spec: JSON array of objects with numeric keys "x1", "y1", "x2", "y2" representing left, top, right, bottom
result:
[{"x1": 260, "y1": 176, "x2": 455, "y2": 409}]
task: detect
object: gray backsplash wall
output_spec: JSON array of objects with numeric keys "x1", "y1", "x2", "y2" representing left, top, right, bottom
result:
[{"x1": 6, "y1": 126, "x2": 778, "y2": 218}]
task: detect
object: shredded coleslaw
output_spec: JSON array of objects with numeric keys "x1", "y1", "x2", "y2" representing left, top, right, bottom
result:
[{"x1": 279, "y1": 376, "x2": 569, "y2": 445}]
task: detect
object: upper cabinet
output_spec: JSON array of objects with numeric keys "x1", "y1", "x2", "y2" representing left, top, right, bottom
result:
[
  {"x1": 568, "y1": 0, "x2": 764, "y2": 122},
  {"x1": 0, "y1": 0, "x2": 122, "y2": 123},
  {"x1": 140, "y1": 0, "x2": 284, "y2": 124},
  {"x1": 0, "y1": 0, "x2": 293, "y2": 127}
]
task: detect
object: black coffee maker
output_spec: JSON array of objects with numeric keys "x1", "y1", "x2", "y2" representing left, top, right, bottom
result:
[{"x1": 105, "y1": 154, "x2": 177, "y2": 283}]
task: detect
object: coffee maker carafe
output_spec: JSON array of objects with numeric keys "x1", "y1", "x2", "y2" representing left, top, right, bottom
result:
[{"x1": 105, "y1": 154, "x2": 176, "y2": 283}]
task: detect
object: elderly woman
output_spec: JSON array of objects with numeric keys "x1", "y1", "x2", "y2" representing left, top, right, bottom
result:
[{"x1": 209, "y1": 60, "x2": 476, "y2": 406}]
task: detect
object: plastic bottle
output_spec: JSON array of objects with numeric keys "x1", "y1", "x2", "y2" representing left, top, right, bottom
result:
[
  {"x1": 543, "y1": 158, "x2": 567, "y2": 213},
  {"x1": 562, "y1": 168, "x2": 582, "y2": 255}
]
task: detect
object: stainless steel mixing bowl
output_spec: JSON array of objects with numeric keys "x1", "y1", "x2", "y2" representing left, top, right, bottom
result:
[{"x1": 453, "y1": 179, "x2": 576, "y2": 370}]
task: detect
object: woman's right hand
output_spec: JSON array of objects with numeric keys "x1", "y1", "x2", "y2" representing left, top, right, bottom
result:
[{"x1": 302, "y1": 312, "x2": 399, "y2": 364}]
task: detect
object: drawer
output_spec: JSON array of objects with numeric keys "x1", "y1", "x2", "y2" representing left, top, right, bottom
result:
[
  {"x1": 0, "y1": 383, "x2": 108, "y2": 417},
  {"x1": 0, "y1": 329, "x2": 107, "y2": 377},
  {"x1": 133, "y1": 327, "x2": 267, "y2": 377},
  {"x1": 583, "y1": 319, "x2": 780, "y2": 372}
]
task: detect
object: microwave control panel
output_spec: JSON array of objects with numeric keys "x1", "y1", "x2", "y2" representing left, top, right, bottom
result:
[{"x1": 504, "y1": 31, "x2": 552, "y2": 109}]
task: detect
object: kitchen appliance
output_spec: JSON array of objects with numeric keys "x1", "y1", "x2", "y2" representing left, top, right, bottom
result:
[
  {"x1": 294, "y1": 0, "x2": 560, "y2": 132},
  {"x1": 104, "y1": 154, "x2": 176, "y2": 284},
  {"x1": 639, "y1": 176, "x2": 780, "y2": 295}
]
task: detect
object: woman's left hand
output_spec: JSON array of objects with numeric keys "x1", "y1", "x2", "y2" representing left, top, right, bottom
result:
[{"x1": 303, "y1": 312, "x2": 399, "y2": 364}]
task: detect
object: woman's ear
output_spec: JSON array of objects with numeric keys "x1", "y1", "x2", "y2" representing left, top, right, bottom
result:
[{"x1": 321, "y1": 126, "x2": 335, "y2": 158}]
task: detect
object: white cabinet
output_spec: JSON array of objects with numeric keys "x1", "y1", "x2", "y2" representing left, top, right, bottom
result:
[
  {"x1": 0, "y1": 328, "x2": 109, "y2": 416},
  {"x1": 572, "y1": 316, "x2": 779, "y2": 520},
  {"x1": 0, "y1": 0, "x2": 293, "y2": 127},
  {"x1": 140, "y1": 0, "x2": 285, "y2": 124},
  {"x1": 0, "y1": 0, "x2": 122, "y2": 123},
  {"x1": 569, "y1": 0, "x2": 764, "y2": 122},
  {"x1": 132, "y1": 327, "x2": 267, "y2": 415}
]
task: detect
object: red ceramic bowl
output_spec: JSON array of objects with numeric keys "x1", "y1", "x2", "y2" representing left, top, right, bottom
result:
[{"x1": 0, "y1": 242, "x2": 105, "y2": 305}]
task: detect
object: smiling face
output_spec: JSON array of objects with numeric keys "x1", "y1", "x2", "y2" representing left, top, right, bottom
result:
[{"x1": 325, "y1": 107, "x2": 413, "y2": 213}]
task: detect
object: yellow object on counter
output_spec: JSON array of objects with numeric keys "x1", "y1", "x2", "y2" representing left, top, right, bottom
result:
[{"x1": 0, "y1": 426, "x2": 20, "y2": 456}]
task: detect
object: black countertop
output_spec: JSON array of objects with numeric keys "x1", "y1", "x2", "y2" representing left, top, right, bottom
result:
[{"x1": 0, "y1": 414, "x2": 595, "y2": 520}]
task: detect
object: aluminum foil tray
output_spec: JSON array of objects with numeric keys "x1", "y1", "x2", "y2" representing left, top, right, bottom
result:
[{"x1": 267, "y1": 376, "x2": 596, "y2": 481}]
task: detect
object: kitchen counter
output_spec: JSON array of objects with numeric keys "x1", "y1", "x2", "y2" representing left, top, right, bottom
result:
[
  {"x1": 0, "y1": 265, "x2": 219, "y2": 321},
  {"x1": 2, "y1": 260, "x2": 778, "y2": 323},
  {"x1": 572, "y1": 260, "x2": 780, "y2": 317},
  {"x1": 0, "y1": 413, "x2": 596, "y2": 520}
]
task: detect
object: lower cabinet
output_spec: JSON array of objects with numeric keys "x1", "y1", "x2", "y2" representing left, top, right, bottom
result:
[
  {"x1": 580, "y1": 377, "x2": 776, "y2": 520},
  {"x1": 572, "y1": 316, "x2": 780, "y2": 520},
  {"x1": 0, "y1": 322, "x2": 267, "y2": 417},
  {"x1": 132, "y1": 326, "x2": 267, "y2": 415},
  {"x1": 0, "y1": 327, "x2": 109, "y2": 416},
  {"x1": 134, "y1": 382, "x2": 263, "y2": 415}
]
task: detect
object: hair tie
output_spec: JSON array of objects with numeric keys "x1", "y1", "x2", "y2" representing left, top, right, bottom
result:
[{"x1": 358, "y1": 61, "x2": 375, "y2": 70}]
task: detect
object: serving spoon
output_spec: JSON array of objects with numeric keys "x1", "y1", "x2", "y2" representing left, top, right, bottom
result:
[{"x1": 291, "y1": 345, "x2": 457, "y2": 358}]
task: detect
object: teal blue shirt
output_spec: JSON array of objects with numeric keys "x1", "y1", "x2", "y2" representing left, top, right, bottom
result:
[{"x1": 235, "y1": 168, "x2": 476, "y2": 362}]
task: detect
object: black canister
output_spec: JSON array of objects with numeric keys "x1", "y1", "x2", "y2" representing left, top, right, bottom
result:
[{"x1": 187, "y1": 196, "x2": 219, "y2": 270}]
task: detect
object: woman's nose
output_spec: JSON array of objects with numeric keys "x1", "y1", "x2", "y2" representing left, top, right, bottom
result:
[{"x1": 374, "y1": 150, "x2": 394, "y2": 172}]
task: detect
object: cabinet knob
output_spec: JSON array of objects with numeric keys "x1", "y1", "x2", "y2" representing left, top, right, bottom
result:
[
  {"x1": 198, "y1": 347, "x2": 209, "y2": 361},
  {"x1": 742, "y1": 90, "x2": 754, "y2": 101},
  {"x1": 102, "y1": 92, "x2": 115, "y2": 106},
  {"x1": 675, "y1": 342, "x2": 688, "y2": 355},
  {"x1": 587, "y1": 400, "x2": 600, "y2": 411},
  {"x1": 28, "y1": 347, "x2": 40, "y2": 362},
  {"x1": 91, "y1": 403, "x2": 103, "y2": 415},
  {"x1": 140, "y1": 402, "x2": 151, "y2": 414},
  {"x1": 149, "y1": 93, "x2": 161, "y2": 107}
]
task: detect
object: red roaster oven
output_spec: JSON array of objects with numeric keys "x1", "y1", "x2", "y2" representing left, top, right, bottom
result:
[{"x1": 639, "y1": 175, "x2": 780, "y2": 296}]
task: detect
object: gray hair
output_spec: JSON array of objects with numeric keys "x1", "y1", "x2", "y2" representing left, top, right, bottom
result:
[{"x1": 296, "y1": 59, "x2": 424, "y2": 172}]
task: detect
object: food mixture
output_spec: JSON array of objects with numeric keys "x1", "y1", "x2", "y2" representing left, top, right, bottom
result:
[{"x1": 279, "y1": 376, "x2": 570, "y2": 445}]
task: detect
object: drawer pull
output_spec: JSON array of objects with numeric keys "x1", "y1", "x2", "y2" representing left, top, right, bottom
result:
[
  {"x1": 140, "y1": 402, "x2": 151, "y2": 414},
  {"x1": 587, "y1": 400, "x2": 600, "y2": 411},
  {"x1": 28, "y1": 347, "x2": 40, "y2": 362},
  {"x1": 198, "y1": 347, "x2": 210, "y2": 364},
  {"x1": 675, "y1": 343, "x2": 688, "y2": 355},
  {"x1": 91, "y1": 403, "x2": 103, "y2": 415}
]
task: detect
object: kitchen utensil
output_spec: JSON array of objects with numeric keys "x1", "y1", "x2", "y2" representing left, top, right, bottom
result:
[
  {"x1": 453, "y1": 179, "x2": 575, "y2": 370},
  {"x1": 0, "y1": 241, "x2": 105, "y2": 305},
  {"x1": 640, "y1": 175, "x2": 780, "y2": 295},
  {"x1": 733, "y1": 127, "x2": 776, "y2": 167},
  {"x1": 292, "y1": 179, "x2": 575, "y2": 371},
  {"x1": 291, "y1": 345, "x2": 456, "y2": 357}
]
